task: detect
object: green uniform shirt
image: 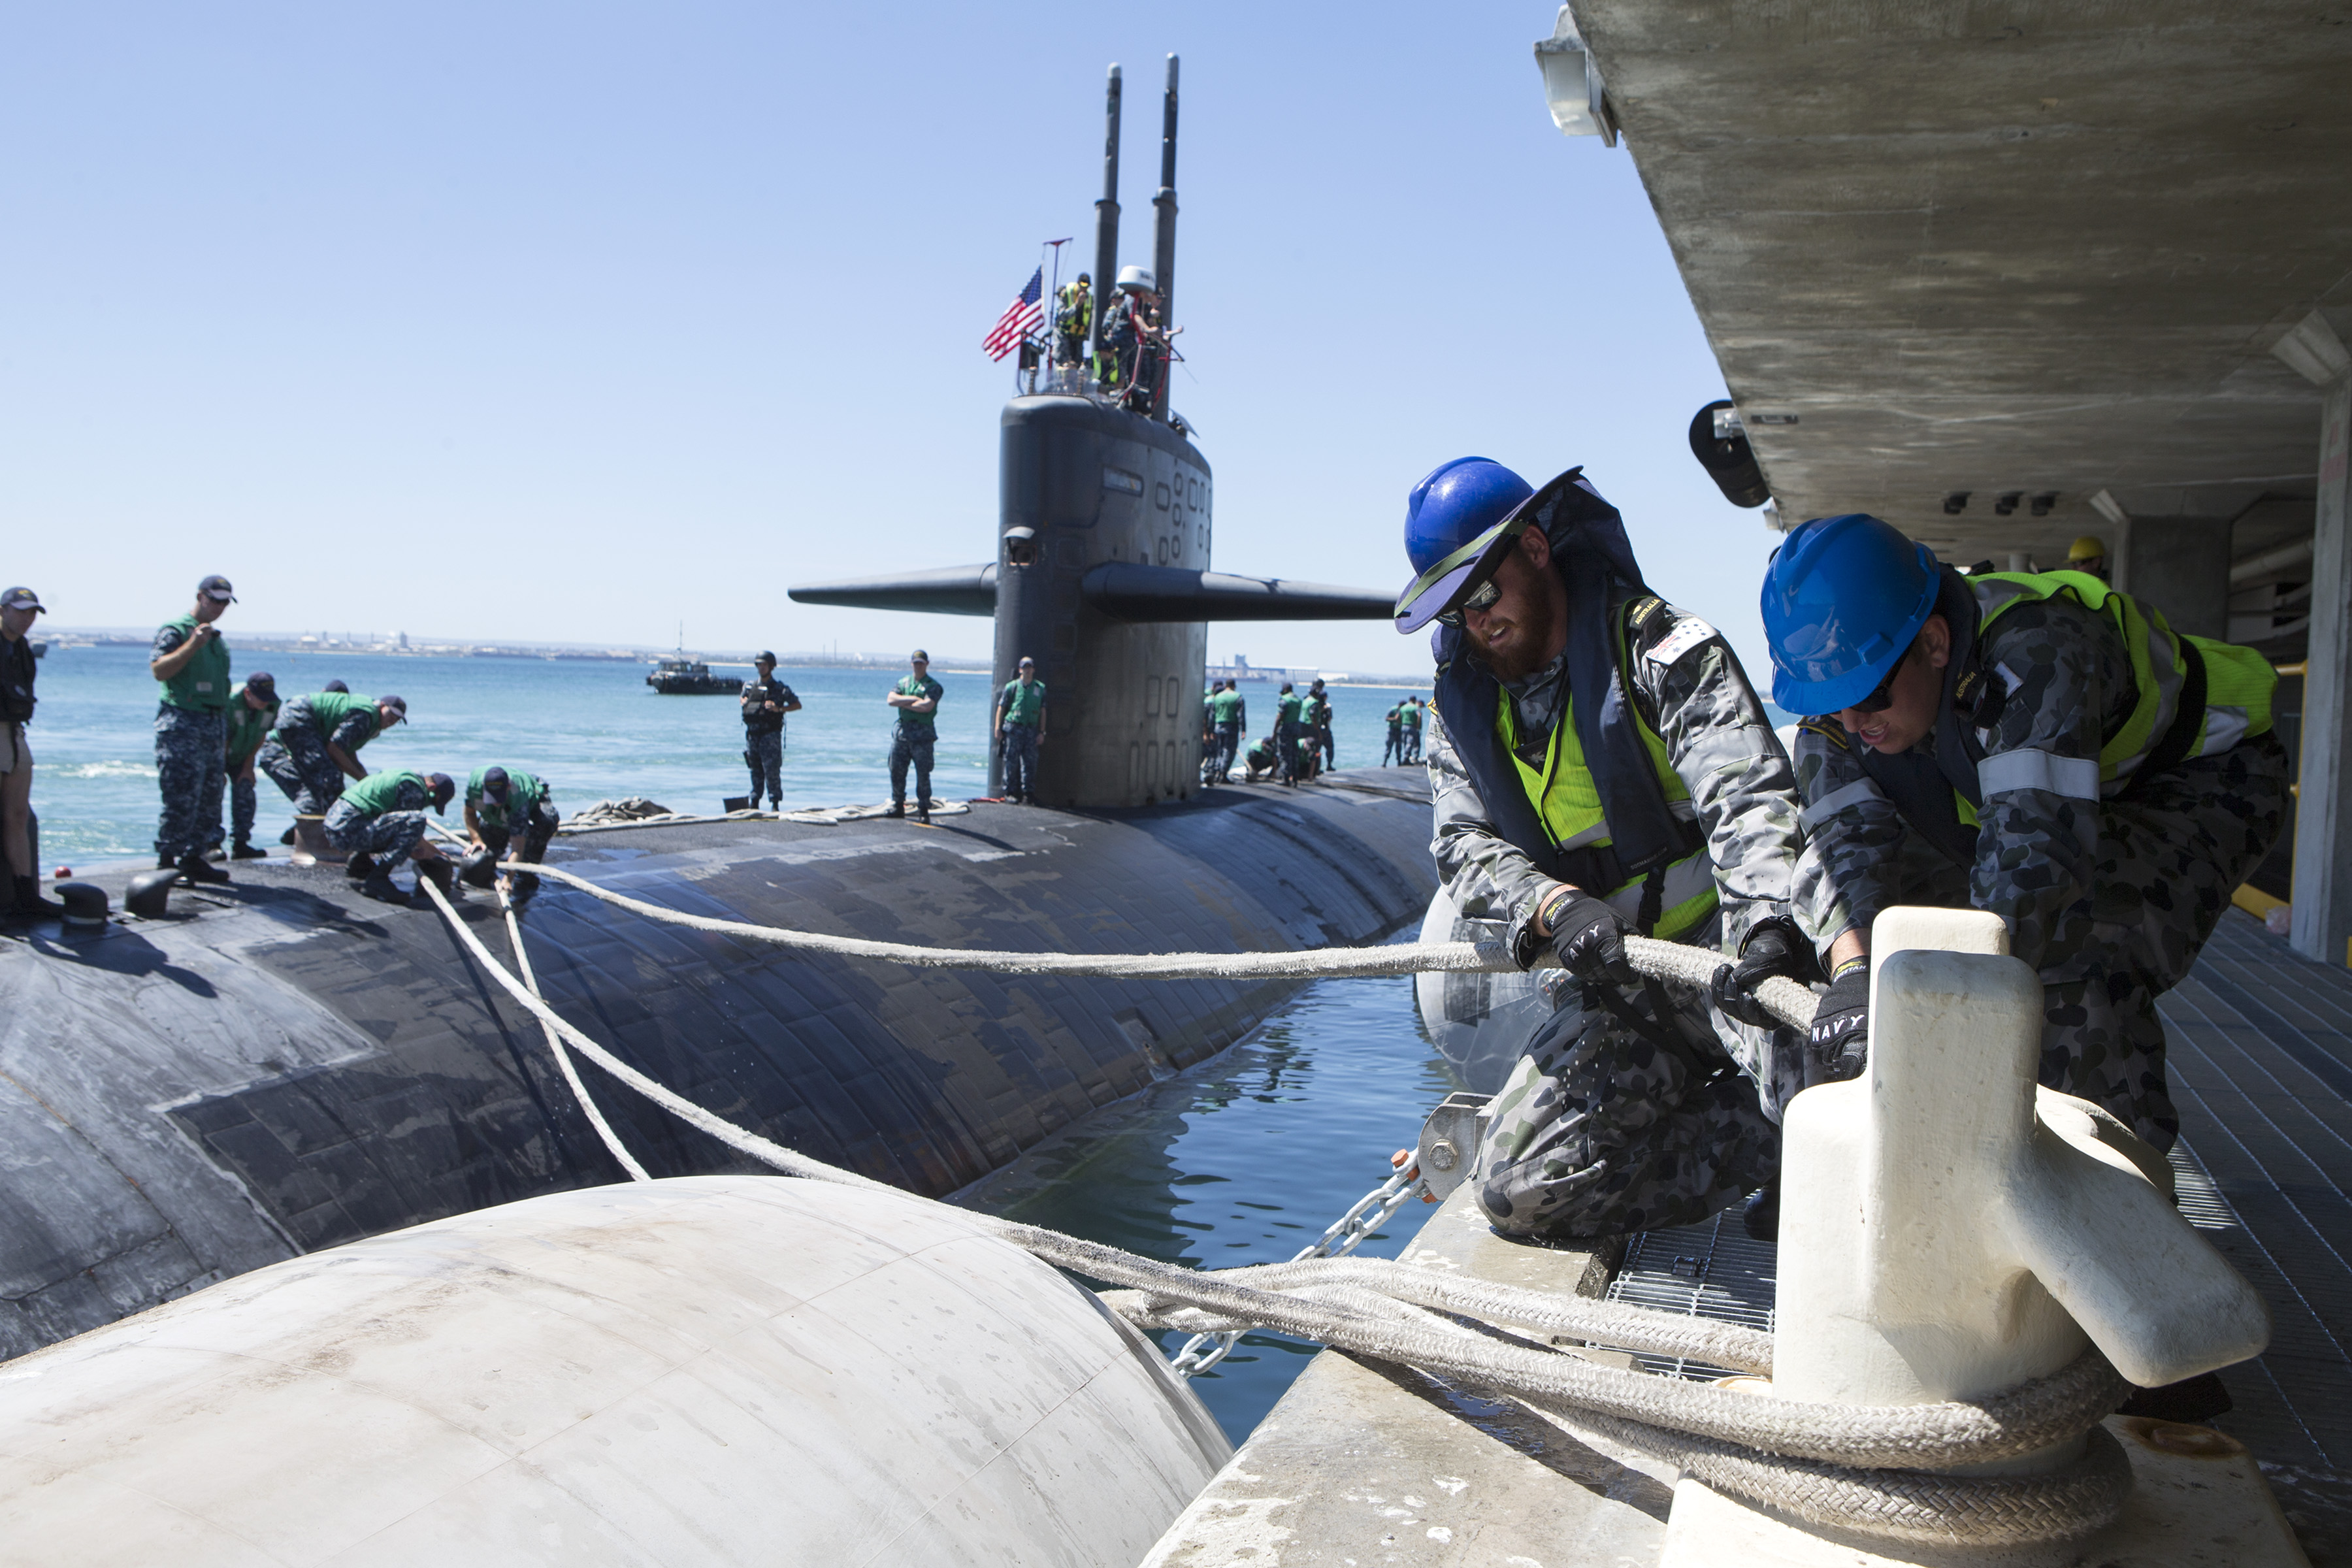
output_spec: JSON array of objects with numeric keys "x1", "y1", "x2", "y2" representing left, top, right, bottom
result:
[
  {"x1": 1278, "y1": 691, "x2": 1303, "y2": 724},
  {"x1": 226, "y1": 696, "x2": 279, "y2": 767},
  {"x1": 301, "y1": 691, "x2": 382, "y2": 749},
  {"x1": 466, "y1": 766, "x2": 547, "y2": 830},
  {"x1": 1209, "y1": 689, "x2": 1243, "y2": 725},
  {"x1": 1402, "y1": 702, "x2": 1423, "y2": 730},
  {"x1": 340, "y1": 769, "x2": 426, "y2": 818},
  {"x1": 998, "y1": 677, "x2": 1047, "y2": 727},
  {"x1": 155, "y1": 615, "x2": 233, "y2": 713},
  {"x1": 892, "y1": 674, "x2": 945, "y2": 739}
]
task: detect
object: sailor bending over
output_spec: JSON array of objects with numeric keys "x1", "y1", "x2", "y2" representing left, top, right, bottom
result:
[
  {"x1": 1762, "y1": 514, "x2": 2285, "y2": 1151},
  {"x1": 1396, "y1": 459, "x2": 1848, "y2": 1242},
  {"x1": 327, "y1": 768, "x2": 459, "y2": 908}
]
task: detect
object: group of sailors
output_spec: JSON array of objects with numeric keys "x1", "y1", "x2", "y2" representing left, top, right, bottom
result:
[
  {"x1": 0, "y1": 574, "x2": 559, "y2": 918},
  {"x1": 1394, "y1": 459, "x2": 2280, "y2": 1245},
  {"x1": 1051, "y1": 269, "x2": 1173, "y2": 415}
]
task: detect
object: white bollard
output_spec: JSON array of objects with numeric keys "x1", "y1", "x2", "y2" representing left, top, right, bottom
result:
[{"x1": 1661, "y1": 906, "x2": 2287, "y2": 1565}]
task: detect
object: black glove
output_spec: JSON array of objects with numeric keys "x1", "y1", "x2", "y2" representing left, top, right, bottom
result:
[
  {"x1": 1544, "y1": 891, "x2": 1637, "y2": 991},
  {"x1": 1712, "y1": 916, "x2": 1812, "y2": 1030},
  {"x1": 1807, "y1": 958, "x2": 1870, "y2": 1084}
]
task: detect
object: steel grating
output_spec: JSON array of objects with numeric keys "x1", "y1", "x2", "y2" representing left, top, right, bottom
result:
[{"x1": 1603, "y1": 1210, "x2": 1776, "y2": 1380}]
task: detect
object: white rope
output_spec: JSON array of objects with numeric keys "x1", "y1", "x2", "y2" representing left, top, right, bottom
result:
[
  {"x1": 417, "y1": 880, "x2": 2127, "y2": 1544},
  {"x1": 499, "y1": 889, "x2": 653, "y2": 1183},
  {"x1": 493, "y1": 859, "x2": 1818, "y2": 1025}
]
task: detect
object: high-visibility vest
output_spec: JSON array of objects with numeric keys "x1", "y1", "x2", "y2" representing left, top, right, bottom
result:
[{"x1": 1495, "y1": 646, "x2": 1716, "y2": 941}]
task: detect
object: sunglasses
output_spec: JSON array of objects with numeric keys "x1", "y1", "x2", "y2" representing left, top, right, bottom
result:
[
  {"x1": 1847, "y1": 653, "x2": 1908, "y2": 714},
  {"x1": 1436, "y1": 576, "x2": 1503, "y2": 629}
]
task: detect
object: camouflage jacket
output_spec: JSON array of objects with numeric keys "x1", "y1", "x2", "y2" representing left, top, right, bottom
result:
[
  {"x1": 1790, "y1": 596, "x2": 2127, "y2": 972},
  {"x1": 1428, "y1": 599, "x2": 1853, "y2": 958}
]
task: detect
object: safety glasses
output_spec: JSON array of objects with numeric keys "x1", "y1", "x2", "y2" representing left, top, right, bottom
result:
[
  {"x1": 1435, "y1": 576, "x2": 1503, "y2": 629},
  {"x1": 1847, "y1": 656, "x2": 1904, "y2": 714}
]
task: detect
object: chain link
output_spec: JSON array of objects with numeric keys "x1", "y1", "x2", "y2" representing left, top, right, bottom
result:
[{"x1": 1167, "y1": 1159, "x2": 1430, "y2": 1378}]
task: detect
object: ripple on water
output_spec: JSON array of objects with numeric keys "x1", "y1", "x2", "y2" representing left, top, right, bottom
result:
[{"x1": 958, "y1": 970, "x2": 1462, "y2": 1445}]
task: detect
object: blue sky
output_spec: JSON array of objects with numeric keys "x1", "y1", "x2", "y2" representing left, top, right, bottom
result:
[{"x1": 0, "y1": 3, "x2": 1789, "y2": 679}]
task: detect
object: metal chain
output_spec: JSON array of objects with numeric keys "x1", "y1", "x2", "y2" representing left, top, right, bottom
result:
[{"x1": 1168, "y1": 1158, "x2": 1431, "y2": 1377}]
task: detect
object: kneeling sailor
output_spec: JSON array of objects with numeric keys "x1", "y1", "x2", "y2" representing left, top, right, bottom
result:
[
  {"x1": 461, "y1": 765, "x2": 559, "y2": 896},
  {"x1": 1761, "y1": 513, "x2": 2286, "y2": 1151},
  {"x1": 1396, "y1": 458, "x2": 1848, "y2": 1241},
  {"x1": 328, "y1": 768, "x2": 459, "y2": 907}
]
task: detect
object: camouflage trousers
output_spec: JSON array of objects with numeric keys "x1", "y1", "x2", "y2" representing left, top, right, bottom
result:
[
  {"x1": 321, "y1": 799, "x2": 429, "y2": 864},
  {"x1": 154, "y1": 705, "x2": 227, "y2": 862},
  {"x1": 745, "y1": 729, "x2": 783, "y2": 807},
  {"x1": 229, "y1": 769, "x2": 257, "y2": 847},
  {"x1": 1477, "y1": 915, "x2": 1800, "y2": 1242},
  {"x1": 1213, "y1": 723, "x2": 1241, "y2": 781},
  {"x1": 255, "y1": 725, "x2": 345, "y2": 816},
  {"x1": 2019, "y1": 734, "x2": 2287, "y2": 1151},
  {"x1": 889, "y1": 733, "x2": 934, "y2": 808},
  {"x1": 1001, "y1": 722, "x2": 1039, "y2": 798}
]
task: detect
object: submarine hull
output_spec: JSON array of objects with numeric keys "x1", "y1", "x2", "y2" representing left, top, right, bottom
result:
[{"x1": 0, "y1": 773, "x2": 1434, "y2": 1361}]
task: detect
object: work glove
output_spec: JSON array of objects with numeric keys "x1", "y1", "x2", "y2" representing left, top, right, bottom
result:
[
  {"x1": 1806, "y1": 958, "x2": 1871, "y2": 1085},
  {"x1": 1710, "y1": 915, "x2": 1812, "y2": 1030},
  {"x1": 1544, "y1": 891, "x2": 1638, "y2": 992}
]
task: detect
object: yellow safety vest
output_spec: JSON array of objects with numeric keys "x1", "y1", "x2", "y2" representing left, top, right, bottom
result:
[
  {"x1": 1495, "y1": 682, "x2": 1718, "y2": 941},
  {"x1": 1972, "y1": 570, "x2": 2275, "y2": 786}
]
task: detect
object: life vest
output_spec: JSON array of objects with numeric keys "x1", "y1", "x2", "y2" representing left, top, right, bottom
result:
[
  {"x1": 1808, "y1": 567, "x2": 2276, "y2": 866},
  {"x1": 157, "y1": 616, "x2": 232, "y2": 713}
]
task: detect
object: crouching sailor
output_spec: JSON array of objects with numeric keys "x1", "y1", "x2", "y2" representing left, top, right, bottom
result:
[
  {"x1": 460, "y1": 764, "x2": 559, "y2": 896},
  {"x1": 257, "y1": 690, "x2": 406, "y2": 815},
  {"x1": 1396, "y1": 458, "x2": 1848, "y2": 1241},
  {"x1": 327, "y1": 768, "x2": 461, "y2": 907},
  {"x1": 1761, "y1": 513, "x2": 2286, "y2": 1152}
]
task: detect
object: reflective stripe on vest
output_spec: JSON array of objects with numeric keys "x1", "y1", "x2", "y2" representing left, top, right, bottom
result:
[
  {"x1": 157, "y1": 616, "x2": 232, "y2": 713},
  {"x1": 1972, "y1": 570, "x2": 2275, "y2": 791},
  {"x1": 1496, "y1": 696, "x2": 1717, "y2": 940}
]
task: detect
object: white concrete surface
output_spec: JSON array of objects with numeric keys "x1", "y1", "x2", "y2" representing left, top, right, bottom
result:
[{"x1": 0, "y1": 1175, "x2": 1230, "y2": 1567}]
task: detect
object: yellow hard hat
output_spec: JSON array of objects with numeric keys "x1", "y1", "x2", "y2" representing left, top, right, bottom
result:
[{"x1": 2068, "y1": 535, "x2": 2107, "y2": 562}]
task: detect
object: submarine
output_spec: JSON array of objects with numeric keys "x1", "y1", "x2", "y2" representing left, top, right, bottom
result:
[{"x1": 0, "y1": 56, "x2": 1416, "y2": 1365}]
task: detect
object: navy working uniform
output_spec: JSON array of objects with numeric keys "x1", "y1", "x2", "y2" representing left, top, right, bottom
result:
[
  {"x1": 461, "y1": 765, "x2": 559, "y2": 893},
  {"x1": 222, "y1": 673, "x2": 280, "y2": 857},
  {"x1": 1309, "y1": 683, "x2": 1335, "y2": 770},
  {"x1": 258, "y1": 691, "x2": 400, "y2": 815},
  {"x1": 326, "y1": 768, "x2": 458, "y2": 906},
  {"x1": 741, "y1": 659, "x2": 798, "y2": 810},
  {"x1": 1766, "y1": 515, "x2": 2285, "y2": 1152},
  {"x1": 150, "y1": 581, "x2": 238, "y2": 876},
  {"x1": 887, "y1": 660, "x2": 945, "y2": 821},
  {"x1": 1274, "y1": 686, "x2": 1304, "y2": 785},
  {"x1": 1210, "y1": 685, "x2": 1245, "y2": 781},
  {"x1": 996, "y1": 668, "x2": 1047, "y2": 802},
  {"x1": 1399, "y1": 460, "x2": 1848, "y2": 1241}
]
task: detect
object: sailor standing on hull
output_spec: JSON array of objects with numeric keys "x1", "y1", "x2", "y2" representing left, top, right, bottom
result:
[
  {"x1": 1396, "y1": 458, "x2": 1848, "y2": 1242},
  {"x1": 1761, "y1": 513, "x2": 2287, "y2": 1152},
  {"x1": 885, "y1": 649, "x2": 944, "y2": 825},
  {"x1": 148, "y1": 574, "x2": 239, "y2": 886},
  {"x1": 221, "y1": 672, "x2": 279, "y2": 860},
  {"x1": 740, "y1": 652, "x2": 800, "y2": 813}
]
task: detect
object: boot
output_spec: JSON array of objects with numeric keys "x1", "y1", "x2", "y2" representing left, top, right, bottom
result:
[
  {"x1": 916, "y1": 806, "x2": 931, "y2": 825},
  {"x1": 11, "y1": 875, "x2": 62, "y2": 917},
  {"x1": 178, "y1": 852, "x2": 230, "y2": 886},
  {"x1": 410, "y1": 857, "x2": 462, "y2": 909},
  {"x1": 357, "y1": 868, "x2": 405, "y2": 904},
  {"x1": 231, "y1": 841, "x2": 268, "y2": 860},
  {"x1": 883, "y1": 802, "x2": 905, "y2": 819},
  {"x1": 204, "y1": 847, "x2": 228, "y2": 863},
  {"x1": 344, "y1": 852, "x2": 378, "y2": 881}
]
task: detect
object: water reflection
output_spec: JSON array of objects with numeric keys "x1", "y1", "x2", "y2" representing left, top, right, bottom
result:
[{"x1": 958, "y1": 971, "x2": 1461, "y2": 1444}]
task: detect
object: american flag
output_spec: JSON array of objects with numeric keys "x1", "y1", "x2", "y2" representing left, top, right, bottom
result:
[{"x1": 982, "y1": 267, "x2": 1045, "y2": 361}]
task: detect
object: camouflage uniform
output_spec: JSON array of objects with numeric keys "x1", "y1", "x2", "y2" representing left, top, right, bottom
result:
[
  {"x1": 255, "y1": 695, "x2": 372, "y2": 815},
  {"x1": 153, "y1": 708, "x2": 227, "y2": 863},
  {"x1": 1441, "y1": 603, "x2": 1854, "y2": 1241},
  {"x1": 323, "y1": 774, "x2": 433, "y2": 864},
  {"x1": 1792, "y1": 595, "x2": 2287, "y2": 1151},
  {"x1": 150, "y1": 621, "x2": 229, "y2": 863},
  {"x1": 741, "y1": 674, "x2": 794, "y2": 809}
]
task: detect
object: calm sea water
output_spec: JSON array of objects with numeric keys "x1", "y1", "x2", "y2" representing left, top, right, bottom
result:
[
  {"x1": 16, "y1": 644, "x2": 1432, "y2": 866},
  {"x1": 958, "y1": 970, "x2": 1459, "y2": 1445}
]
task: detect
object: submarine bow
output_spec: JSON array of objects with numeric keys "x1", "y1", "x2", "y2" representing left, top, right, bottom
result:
[{"x1": 787, "y1": 562, "x2": 1390, "y2": 623}]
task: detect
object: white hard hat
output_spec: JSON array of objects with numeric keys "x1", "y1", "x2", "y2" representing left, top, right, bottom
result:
[{"x1": 1116, "y1": 265, "x2": 1157, "y2": 293}]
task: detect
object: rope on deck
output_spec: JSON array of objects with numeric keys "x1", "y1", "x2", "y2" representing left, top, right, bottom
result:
[{"x1": 417, "y1": 877, "x2": 2132, "y2": 1546}]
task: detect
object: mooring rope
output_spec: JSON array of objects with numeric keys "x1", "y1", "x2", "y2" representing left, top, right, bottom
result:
[{"x1": 416, "y1": 877, "x2": 2132, "y2": 1544}]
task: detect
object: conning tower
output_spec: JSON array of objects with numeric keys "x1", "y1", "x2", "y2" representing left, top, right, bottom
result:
[{"x1": 792, "y1": 58, "x2": 1392, "y2": 809}]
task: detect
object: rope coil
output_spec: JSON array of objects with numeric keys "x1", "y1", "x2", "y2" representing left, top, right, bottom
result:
[{"x1": 414, "y1": 872, "x2": 2134, "y2": 1545}]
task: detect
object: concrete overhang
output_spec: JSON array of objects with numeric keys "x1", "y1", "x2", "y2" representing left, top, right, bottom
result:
[{"x1": 1569, "y1": 3, "x2": 2352, "y2": 564}]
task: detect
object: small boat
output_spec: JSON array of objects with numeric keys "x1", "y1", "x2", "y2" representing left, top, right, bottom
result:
[{"x1": 645, "y1": 655, "x2": 738, "y2": 694}]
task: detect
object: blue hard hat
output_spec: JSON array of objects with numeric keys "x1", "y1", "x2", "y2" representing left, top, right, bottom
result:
[
  {"x1": 1761, "y1": 514, "x2": 1942, "y2": 713},
  {"x1": 1394, "y1": 458, "x2": 1538, "y2": 633}
]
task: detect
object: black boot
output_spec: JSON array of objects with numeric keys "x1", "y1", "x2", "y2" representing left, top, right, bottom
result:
[
  {"x1": 357, "y1": 868, "x2": 405, "y2": 904},
  {"x1": 916, "y1": 802, "x2": 932, "y2": 825},
  {"x1": 231, "y1": 841, "x2": 267, "y2": 860},
  {"x1": 178, "y1": 852, "x2": 230, "y2": 886},
  {"x1": 12, "y1": 875, "x2": 62, "y2": 917},
  {"x1": 883, "y1": 802, "x2": 905, "y2": 819},
  {"x1": 344, "y1": 852, "x2": 378, "y2": 881}
]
